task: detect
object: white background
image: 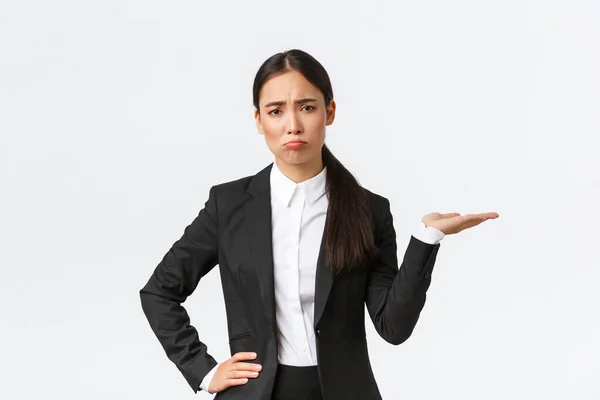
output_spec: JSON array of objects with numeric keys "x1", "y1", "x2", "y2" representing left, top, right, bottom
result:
[{"x1": 1, "y1": 0, "x2": 599, "y2": 399}]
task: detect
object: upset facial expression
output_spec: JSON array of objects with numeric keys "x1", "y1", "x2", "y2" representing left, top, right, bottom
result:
[{"x1": 255, "y1": 70, "x2": 336, "y2": 167}]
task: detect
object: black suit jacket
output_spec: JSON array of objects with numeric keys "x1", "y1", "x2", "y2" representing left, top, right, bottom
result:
[{"x1": 140, "y1": 163, "x2": 441, "y2": 399}]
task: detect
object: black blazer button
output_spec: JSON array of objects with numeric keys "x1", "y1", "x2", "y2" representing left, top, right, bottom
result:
[
  {"x1": 424, "y1": 272, "x2": 431, "y2": 279},
  {"x1": 316, "y1": 329, "x2": 320, "y2": 337}
]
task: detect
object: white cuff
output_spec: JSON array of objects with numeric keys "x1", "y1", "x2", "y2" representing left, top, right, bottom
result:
[
  {"x1": 199, "y1": 364, "x2": 219, "y2": 393},
  {"x1": 412, "y1": 221, "x2": 445, "y2": 245}
]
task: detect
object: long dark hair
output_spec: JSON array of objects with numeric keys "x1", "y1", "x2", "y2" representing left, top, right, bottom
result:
[{"x1": 252, "y1": 49, "x2": 379, "y2": 276}]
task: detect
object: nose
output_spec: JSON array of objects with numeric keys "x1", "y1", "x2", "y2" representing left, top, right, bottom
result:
[{"x1": 286, "y1": 111, "x2": 302, "y2": 135}]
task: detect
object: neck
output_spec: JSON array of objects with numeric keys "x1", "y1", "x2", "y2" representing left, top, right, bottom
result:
[{"x1": 275, "y1": 157, "x2": 324, "y2": 183}]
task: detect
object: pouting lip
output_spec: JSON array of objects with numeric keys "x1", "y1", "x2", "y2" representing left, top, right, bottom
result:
[{"x1": 284, "y1": 140, "x2": 307, "y2": 146}]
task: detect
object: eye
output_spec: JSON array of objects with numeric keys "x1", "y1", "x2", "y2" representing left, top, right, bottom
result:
[
  {"x1": 302, "y1": 105, "x2": 316, "y2": 111},
  {"x1": 268, "y1": 109, "x2": 282, "y2": 115}
]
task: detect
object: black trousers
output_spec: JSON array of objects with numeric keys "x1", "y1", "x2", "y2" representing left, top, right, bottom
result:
[{"x1": 271, "y1": 364, "x2": 323, "y2": 400}]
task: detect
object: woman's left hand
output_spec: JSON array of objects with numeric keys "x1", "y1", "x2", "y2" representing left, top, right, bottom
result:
[{"x1": 421, "y1": 212, "x2": 499, "y2": 235}]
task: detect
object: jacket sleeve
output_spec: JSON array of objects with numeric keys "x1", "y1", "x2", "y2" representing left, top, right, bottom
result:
[
  {"x1": 365, "y1": 197, "x2": 441, "y2": 345},
  {"x1": 139, "y1": 185, "x2": 220, "y2": 393}
]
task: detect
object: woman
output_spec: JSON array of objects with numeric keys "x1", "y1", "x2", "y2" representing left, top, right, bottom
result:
[{"x1": 139, "y1": 49, "x2": 498, "y2": 400}]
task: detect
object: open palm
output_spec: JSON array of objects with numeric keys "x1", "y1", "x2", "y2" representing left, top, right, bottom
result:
[{"x1": 422, "y1": 212, "x2": 499, "y2": 235}]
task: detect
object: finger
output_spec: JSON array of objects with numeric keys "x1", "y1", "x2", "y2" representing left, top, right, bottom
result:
[
  {"x1": 231, "y1": 352, "x2": 257, "y2": 363},
  {"x1": 462, "y1": 213, "x2": 490, "y2": 222},
  {"x1": 223, "y1": 378, "x2": 250, "y2": 388},
  {"x1": 462, "y1": 219, "x2": 484, "y2": 230},
  {"x1": 230, "y1": 369, "x2": 260, "y2": 379},
  {"x1": 233, "y1": 362, "x2": 262, "y2": 371},
  {"x1": 457, "y1": 218, "x2": 488, "y2": 232},
  {"x1": 466, "y1": 212, "x2": 499, "y2": 220}
]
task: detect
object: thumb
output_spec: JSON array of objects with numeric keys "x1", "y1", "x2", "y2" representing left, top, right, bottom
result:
[{"x1": 440, "y1": 213, "x2": 461, "y2": 219}]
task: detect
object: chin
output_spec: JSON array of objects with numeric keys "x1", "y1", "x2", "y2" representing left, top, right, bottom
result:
[
  {"x1": 281, "y1": 157, "x2": 306, "y2": 165},
  {"x1": 284, "y1": 153, "x2": 320, "y2": 166}
]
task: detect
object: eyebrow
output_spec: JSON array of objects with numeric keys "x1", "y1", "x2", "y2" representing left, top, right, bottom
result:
[{"x1": 263, "y1": 98, "x2": 319, "y2": 108}]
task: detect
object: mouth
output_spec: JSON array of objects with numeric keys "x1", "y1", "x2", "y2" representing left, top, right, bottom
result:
[{"x1": 284, "y1": 141, "x2": 307, "y2": 149}]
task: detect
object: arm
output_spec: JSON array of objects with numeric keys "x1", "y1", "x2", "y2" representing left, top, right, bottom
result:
[
  {"x1": 139, "y1": 186, "x2": 220, "y2": 393},
  {"x1": 365, "y1": 198, "x2": 441, "y2": 345}
]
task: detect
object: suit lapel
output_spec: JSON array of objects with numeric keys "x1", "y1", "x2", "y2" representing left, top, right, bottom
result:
[
  {"x1": 313, "y1": 214, "x2": 333, "y2": 330},
  {"x1": 245, "y1": 164, "x2": 277, "y2": 338}
]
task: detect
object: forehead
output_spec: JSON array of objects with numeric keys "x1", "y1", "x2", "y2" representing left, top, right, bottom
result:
[{"x1": 259, "y1": 70, "x2": 323, "y2": 105}]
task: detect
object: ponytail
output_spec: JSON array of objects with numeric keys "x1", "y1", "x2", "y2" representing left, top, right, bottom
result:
[{"x1": 322, "y1": 144, "x2": 379, "y2": 276}]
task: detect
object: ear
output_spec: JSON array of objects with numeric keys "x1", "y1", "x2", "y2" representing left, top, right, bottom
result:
[
  {"x1": 325, "y1": 99, "x2": 336, "y2": 126},
  {"x1": 254, "y1": 109, "x2": 265, "y2": 135}
]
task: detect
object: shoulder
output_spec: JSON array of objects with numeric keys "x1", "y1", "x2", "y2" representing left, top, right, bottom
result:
[
  {"x1": 207, "y1": 163, "x2": 272, "y2": 205},
  {"x1": 206, "y1": 175, "x2": 254, "y2": 213},
  {"x1": 363, "y1": 187, "x2": 390, "y2": 210},
  {"x1": 212, "y1": 174, "x2": 254, "y2": 196},
  {"x1": 362, "y1": 186, "x2": 392, "y2": 224}
]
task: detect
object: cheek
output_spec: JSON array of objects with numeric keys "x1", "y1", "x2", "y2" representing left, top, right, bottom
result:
[
  {"x1": 261, "y1": 125, "x2": 282, "y2": 149},
  {"x1": 262, "y1": 127, "x2": 279, "y2": 142},
  {"x1": 262, "y1": 120, "x2": 284, "y2": 140},
  {"x1": 308, "y1": 120, "x2": 327, "y2": 140},
  {"x1": 307, "y1": 113, "x2": 327, "y2": 131}
]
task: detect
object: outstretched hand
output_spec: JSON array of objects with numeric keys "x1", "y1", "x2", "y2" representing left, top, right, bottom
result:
[{"x1": 422, "y1": 212, "x2": 499, "y2": 235}]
